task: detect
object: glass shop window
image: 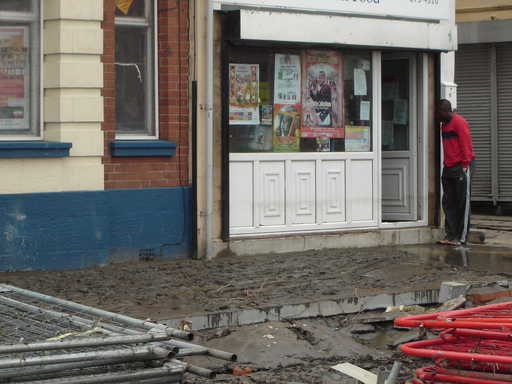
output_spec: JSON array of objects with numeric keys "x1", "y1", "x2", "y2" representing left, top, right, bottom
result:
[
  {"x1": 382, "y1": 58, "x2": 410, "y2": 151},
  {"x1": 228, "y1": 47, "x2": 372, "y2": 153},
  {"x1": 115, "y1": 0, "x2": 156, "y2": 137},
  {"x1": 0, "y1": 0, "x2": 40, "y2": 138}
]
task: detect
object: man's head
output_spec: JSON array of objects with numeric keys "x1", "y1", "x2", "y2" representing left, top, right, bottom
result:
[
  {"x1": 318, "y1": 71, "x2": 326, "y2": 84},
  {"x1": 438, "y1": 99, "x2": 453, "y2": 123}
]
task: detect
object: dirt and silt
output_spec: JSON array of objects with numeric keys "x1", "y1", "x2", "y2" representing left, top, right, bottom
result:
[{"x1": 2, "y1": 244, "x2": 512, "y2": 382}]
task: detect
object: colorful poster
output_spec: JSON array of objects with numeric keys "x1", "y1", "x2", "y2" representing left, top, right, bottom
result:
[
  {"x1": 0, "y1": 27, "x2": 28, "y2": 131},
  {"x1": 316, "y1": 137, "x2": 331, "y2": 152},
  {"x1": 261, "y1": 105, "x2": 273, "y2": 125},
  {"x1": 345, "y1": 125, "x2": 371, "y2": 152},
  {"x1": 302, "y1": 50, "x2": 343, "y2": 138},
  {"x1": 274, "y1": 54, "x2": 301, "y2": 105},
  {"x1": 273, "y1": 104, "x2": 301, "y2": 152},
  {"x1": 229, "y1": 63, "x2": 260, "y2": 125}
]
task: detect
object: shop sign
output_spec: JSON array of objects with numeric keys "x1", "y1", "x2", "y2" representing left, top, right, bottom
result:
[{"x1": 214, "y1": 0, "x2": 451, "y2": 22}]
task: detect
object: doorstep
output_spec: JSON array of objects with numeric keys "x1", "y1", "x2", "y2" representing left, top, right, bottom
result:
[{"x1": 226, "y1": 226, "x2": 442, "y2": 257}]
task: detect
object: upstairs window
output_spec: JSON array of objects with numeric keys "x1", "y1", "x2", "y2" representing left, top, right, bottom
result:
[
  {"x1": 115, "y1": 0, "x2": 157, "y2": 138},
  {"x1": 0, "y1": 0, "x2": 40, "y2": 138}
]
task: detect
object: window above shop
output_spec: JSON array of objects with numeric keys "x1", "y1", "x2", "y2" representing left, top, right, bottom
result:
[
  {"x1": 228, "y1": 47, "x2": 373, "y2": 153},
  {"x1": 0, "y1": 0, "x2": 40, "y2": 140},
  {"x1": 115, "y1": 0, "x2": 157, "y2": 138}
]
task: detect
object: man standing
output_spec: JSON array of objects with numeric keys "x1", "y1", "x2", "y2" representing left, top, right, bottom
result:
[{"x1": 438, "y1": 99, "x2": 475, "y2": 246}]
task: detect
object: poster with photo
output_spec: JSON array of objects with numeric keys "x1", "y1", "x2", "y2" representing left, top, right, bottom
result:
[
  {"x1": 345, "y1": 125, "x2": 371, "y2": 152},
  {"x1": 273, "y1": 104, "x2": 301, "y2": 152},
  {"x1": 229, "y1": 63, "x2": 260, "y2": 125},
  {"x1": 274, "y1": 54, "x2": 301, "y2": 105},
  {"x1": 0, "y1": 27, "x2": 29, "y2": 131},
  {"x1": 301, "y1": 50, "x2": 343, "y2": 138}
]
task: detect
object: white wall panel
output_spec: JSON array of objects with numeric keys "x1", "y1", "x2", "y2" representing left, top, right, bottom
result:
[
  {"x1": 229, "y1": 162, "x2": 254, "y2": 228},
  {"x1": 260, "y1": 162, "x2": 286, "y2": 226},
  {"x1": 287, "y1": 161, "x2": 316, "y2": 224},
  {"x1": 320, "y1": 160, "x2": 346, "y2": 224},
  {"x1": 350, "y1": 160, "x2": 374, "y2": 222}
]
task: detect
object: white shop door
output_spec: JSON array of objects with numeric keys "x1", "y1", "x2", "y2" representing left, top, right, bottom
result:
[{"x1": 381, "y1": 55, "x2": 418, "y2": 222}]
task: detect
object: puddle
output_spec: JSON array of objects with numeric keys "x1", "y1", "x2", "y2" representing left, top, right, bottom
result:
[{"x1": 403, "y1": 245, "x2": 512, "y2": 274}]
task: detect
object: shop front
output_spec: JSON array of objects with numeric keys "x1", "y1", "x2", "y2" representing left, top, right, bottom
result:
[{"x1": 198, "y1": 0, "x2": 457, "y2": 257}]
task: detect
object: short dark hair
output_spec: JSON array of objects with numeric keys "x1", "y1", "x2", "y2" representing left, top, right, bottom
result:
[{"x1": 439, "y1": 99, "x2": 452, "y2": 112}]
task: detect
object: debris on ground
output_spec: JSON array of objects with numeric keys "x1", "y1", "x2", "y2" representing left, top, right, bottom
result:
[
  {"x1": 437, "y1": 295, "x2": 466, "y2": 311},
  {"x1": 467, "y1": 284, "x2": 512, "y2": 305}
]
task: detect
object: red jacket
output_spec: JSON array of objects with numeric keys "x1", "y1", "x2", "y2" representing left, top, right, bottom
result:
[{"x1": 441, "y1": 113, "x2": 475, "y2": 168}]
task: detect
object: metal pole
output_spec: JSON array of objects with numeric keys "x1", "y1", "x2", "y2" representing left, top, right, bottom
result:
[
  {"x1": 0, "y1": 356, "x2": 165, "y2": 381},
  {"x1": 0, "y1": 347, "x2": 170, "y2": 370},
  {"x1": 0, "y1": 332, "x2": 179, "y2": 354},
  {"x1": 0, "y1": 284, "x2": 192, "y2": 340},
  {"x1": 385, "y1": 361, "x2": 402, "y2": 384},
  {"x1": 14, "y1": 363, "x2": 185, "y2": 384}
]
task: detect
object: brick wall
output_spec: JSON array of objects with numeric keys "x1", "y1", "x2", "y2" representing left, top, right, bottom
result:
[{"x1": 102, "y1": 0, "x2": 190, "y2": 189}]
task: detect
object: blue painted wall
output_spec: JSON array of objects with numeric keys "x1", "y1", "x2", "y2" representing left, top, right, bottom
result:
[{"x1": 0, "y1": 187, "x2": 192, "y2": 271}]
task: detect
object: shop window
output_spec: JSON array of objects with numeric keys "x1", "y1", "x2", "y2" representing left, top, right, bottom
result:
[
  {"x1": 382, "y1": 58, "x2": 410, "y2": 151},
  {"x1": 228, "y1": 47, "x2": 372, "y2": 153},
  {"x1": 115, "y1": 0, "x2": 156, "y2": 137},
  {"x1": 0, "y1": 0, "x2": 40, "y2": 138}
]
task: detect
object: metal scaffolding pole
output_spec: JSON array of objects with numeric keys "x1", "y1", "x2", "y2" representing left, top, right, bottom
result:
[
  {"x1": 0, "y1": 331, "x2": 180, "y2": 354},
  {"x1": 15, "y1": 362, "x2": 185, "y2": 384},
  {"x1": 0, "y1": 346, "x2": 170, "y2": 370}
]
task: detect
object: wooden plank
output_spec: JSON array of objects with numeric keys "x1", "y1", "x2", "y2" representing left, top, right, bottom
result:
[{"x1": 331, "y1": 363, "x2": 378, "y2": 384}]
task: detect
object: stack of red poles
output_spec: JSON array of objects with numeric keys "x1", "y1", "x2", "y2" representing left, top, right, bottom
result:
[{"x1": 395, "y1": 302, "x2": 512, "y2": 384}]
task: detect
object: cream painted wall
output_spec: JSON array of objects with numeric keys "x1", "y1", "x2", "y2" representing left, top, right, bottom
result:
[
  {"x1": 0, "y1": 0, "x2": 105, "y2": 194},
  {"x1": 457, "y1": 0, "x2": 512, "y2": 22}
]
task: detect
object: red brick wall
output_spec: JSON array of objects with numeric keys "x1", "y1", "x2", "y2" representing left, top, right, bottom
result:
[{"x1": 102, "y1": 0, "x2": 190, "y2": 189}]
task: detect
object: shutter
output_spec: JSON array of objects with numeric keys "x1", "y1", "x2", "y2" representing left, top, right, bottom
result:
[
  {"x1": 455, "y1": 44, "x2": 492, "y2": 201},
  {"x1": 497, "y1": 43, "x2": 512, "y2": 201}
]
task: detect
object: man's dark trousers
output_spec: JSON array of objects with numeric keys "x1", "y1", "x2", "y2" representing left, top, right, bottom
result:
[{"x1": 442, "y1": 160, "x2": 475, "y2": 244}]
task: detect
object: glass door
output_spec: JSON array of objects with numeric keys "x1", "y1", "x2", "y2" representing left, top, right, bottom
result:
[{"x1": 381, "y1": 54, "x2": 418, "y2": 222}]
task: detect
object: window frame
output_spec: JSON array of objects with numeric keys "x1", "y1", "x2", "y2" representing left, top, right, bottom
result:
[
  {"x1": 0, "y1": 0, "x2": 42, "y2": 141},
  {"x1": 114, "y1": 0, "x2": 159, "y2": 140}
]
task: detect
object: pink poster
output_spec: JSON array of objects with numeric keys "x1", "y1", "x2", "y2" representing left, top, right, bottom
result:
[{"x1": 301, "y1": 50, "x2": 343, "y2": 138}]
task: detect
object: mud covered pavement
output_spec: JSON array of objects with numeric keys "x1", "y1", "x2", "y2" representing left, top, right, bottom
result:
[
  {"x1": 183, "y1": 315, "x2": 428, "y2": 383},
  {"x1": 1, "y1": 244, "x2": 511, "y2": 320}
]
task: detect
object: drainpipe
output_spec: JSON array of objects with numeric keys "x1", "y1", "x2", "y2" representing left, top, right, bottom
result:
[{"x1": 205, "y1": 0, "x2": 214, "y2": 259}]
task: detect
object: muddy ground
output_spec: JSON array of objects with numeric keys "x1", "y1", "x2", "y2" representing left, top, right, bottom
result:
[
  {"x1": 183, "y1": 315, "x2": 429, "y2": 384},
  {"x1": 1, "y1": 244, "x2": 511, "y2": 320}
]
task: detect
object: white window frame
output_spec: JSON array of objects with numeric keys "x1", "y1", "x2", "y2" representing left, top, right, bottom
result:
[
  {"x1": 0, "y1": 0, "x2": 42, "y2": 141},
  {"x1": 114, "y1": 0, "x2": 159, "y2": 140}
]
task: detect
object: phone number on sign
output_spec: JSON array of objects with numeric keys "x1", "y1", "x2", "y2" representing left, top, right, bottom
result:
[{"x1": 410, "y1": 0, "x2": 439, "y2": 4}]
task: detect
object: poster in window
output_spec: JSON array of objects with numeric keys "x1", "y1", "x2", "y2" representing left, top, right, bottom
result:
[
  {"x1": 274, "y1": 54, "x2": 301, "y2": 105},
  {"x1": 273, "y1": 104, "x2": 301, "y2": 152},
  {"x1": 345, "y1": 125, "x2": 371, "y2": 152},
  {"x1": 0, "y1": 27, "x2": 29, "y2": 131},
  {"x1": 229, "y1": 63, "x2": 260, "y2": 125},
  {"x1": 301, "y1": 50, "x2": 343, "y2": 138}
]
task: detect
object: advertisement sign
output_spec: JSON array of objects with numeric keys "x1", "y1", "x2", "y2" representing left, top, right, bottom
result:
[
  {"x1": 273, "y1": 104, "x2": 301, "y2": 152},
  {"x1": 213, "y1": 0, "x2": 451, "y2": 22},
  {"x1": 274, "y1": 54, "x2": 301, "y2": 105},
  {"x1": 301, "y1": 50, "x2": 343, "y2": 138},
  {"x1": 0, "y1": 27, "x2": 29, "y2": 131},
  {"x1": 345, "y1": 125, "x2": 371, "y2": 152},
  {"x1": 229, "y1": 63, "x2": 260, "y2": 125}
]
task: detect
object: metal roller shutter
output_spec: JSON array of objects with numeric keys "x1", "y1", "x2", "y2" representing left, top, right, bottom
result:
[
  {"x1": 497, "y1": 43, "x2": 512, "y2": 202},
  {"x1": 455, "y1": 44, "x2": 492, "y2": 202}
]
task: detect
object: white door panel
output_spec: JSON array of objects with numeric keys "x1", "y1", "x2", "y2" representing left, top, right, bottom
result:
[{"x1": 350, "y1": 160, "x2": 374, "y2": 222}]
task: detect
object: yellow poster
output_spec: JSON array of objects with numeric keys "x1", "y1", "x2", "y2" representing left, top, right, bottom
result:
[{"x1": 115, "y1": 0, "x2": 134, "y2": 15}]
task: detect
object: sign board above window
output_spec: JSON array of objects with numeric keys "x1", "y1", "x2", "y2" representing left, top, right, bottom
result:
[{"x1": 213, "y1": 0, "x2": 452, "y2": 22}]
